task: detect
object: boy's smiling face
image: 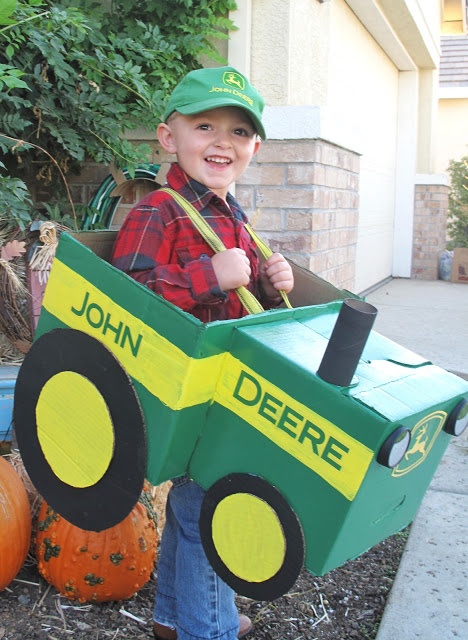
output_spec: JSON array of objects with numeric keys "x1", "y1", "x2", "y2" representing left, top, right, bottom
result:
[{"x1": 157, "y1": 107, "x2": 261, "y2": 201}]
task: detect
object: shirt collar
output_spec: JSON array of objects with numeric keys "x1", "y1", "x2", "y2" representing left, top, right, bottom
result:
[{"x1": 166, "y1": 162, "x2": 246, "y2": 222}]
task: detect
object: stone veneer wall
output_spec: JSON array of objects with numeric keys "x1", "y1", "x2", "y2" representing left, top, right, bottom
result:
[
  {"x1": 412, "y1": 182, "x2": 449, "y2": 280},
  {"x1": 235, "y1": 139, "x2": 360, "y2": 291},
  {"x1": 65, "y1": 138, "x2": 360, "y2": 290}
]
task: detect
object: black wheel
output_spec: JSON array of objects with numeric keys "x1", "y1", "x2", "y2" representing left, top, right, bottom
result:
[
  {"x1": 200, "y1": 473, "x2": 304, "y2": 601},
  {"x1": 13, "y1": 328, "x2": 147, "y2": 531},
  {"x1": 444, "y1": 398, "x2": 468, "y2": 436}
]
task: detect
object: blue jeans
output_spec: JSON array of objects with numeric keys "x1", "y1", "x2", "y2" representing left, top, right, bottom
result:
[{"x1": 153, "y1": 476, "x2": 239, "y2": 640}]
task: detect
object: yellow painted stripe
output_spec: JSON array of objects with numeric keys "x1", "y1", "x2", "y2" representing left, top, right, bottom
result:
[
  {"x1": 216, "y1": 356, "x2": 374, "y2": 501},
  {"x1": 42, "y1": 259, "x2": 224, "y2": 409},
  {"x1": 244, "y1": 224, "x2": 292, "y2": 309}
]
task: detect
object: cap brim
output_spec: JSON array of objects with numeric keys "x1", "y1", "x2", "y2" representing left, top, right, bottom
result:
[{"x1": 175, "y1": 98, "x2": 266, "y2": 140}]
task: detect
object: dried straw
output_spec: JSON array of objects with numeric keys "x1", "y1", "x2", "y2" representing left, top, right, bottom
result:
[
  {"x1": 0, "y1": 332, "x2": 24, "y2": 365},
  {"x1": 148, "y1": 480, "x2": 171, "y2": 536},
  {"x1": 5, "y1": 450, "x2": 42, "y2": 520},
  {"x1": 0, "y1": 257, "x2": 32, "y2": 346},
  {"x1": 28, "y1": 221, "x2": 60, "y2": 272},
  {"x1": 0, "y1": 224, "x2": 33, "y2": 352}
]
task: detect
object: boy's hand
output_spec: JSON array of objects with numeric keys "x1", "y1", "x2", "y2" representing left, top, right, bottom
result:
[
  {"x1": 259, "y1": 253, "x2": 294, "y2": 299},
  {"x1": 212, "y1": 248, "x2": 251, "y2": 291}
]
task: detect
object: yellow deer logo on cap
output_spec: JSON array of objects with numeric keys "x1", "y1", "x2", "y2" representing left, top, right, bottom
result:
[{"x1": 223, "y1": 71, "x2": 245, "y2": 91}]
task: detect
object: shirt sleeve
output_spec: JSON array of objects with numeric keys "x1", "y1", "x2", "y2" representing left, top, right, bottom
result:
[{"x1": 111, "y1": 201, "x2": 227, "y2": 312}]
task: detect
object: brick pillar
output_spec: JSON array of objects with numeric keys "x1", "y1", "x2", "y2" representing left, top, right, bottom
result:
[
  {"x1": 412, "y1": 181, "x2": 449, "y2": 280},
  {"x1": 236, "y1": 139, "x2": 360, "y2": 291}
]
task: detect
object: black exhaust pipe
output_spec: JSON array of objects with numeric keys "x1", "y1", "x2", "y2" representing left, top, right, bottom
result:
[{"x1": 317, "y1": 298, "x2": 377, "y2": 386}]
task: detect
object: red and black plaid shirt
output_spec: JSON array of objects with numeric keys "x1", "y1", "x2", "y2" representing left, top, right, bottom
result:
[{"x1": 111, "y1": 162, "x2": 273, "y2": 322}]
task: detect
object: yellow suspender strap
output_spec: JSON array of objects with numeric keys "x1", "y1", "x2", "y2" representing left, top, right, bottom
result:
[
  {"x1": 160, "y1": 188, "x2": 265, "y2": 315},
  {"x1": 244, "y1": 224, "x2": 293, "y2": 309}
]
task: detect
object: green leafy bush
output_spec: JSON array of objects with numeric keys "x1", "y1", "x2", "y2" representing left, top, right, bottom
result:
[
  {"x1": 0, "y1": 0, "x2": 237, "y2": 225},
  {"x1": 447, "y1": 156, "x2": 468, "y2": 249},
  {"x1": 0, "y1": 161, "x2": 34, "y2": 231}
]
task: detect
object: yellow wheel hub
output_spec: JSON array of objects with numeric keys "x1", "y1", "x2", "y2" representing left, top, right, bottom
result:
[
  {"x1": 36, "y1": 371, "x2": 114, "y2": 488},
  {"x1": 212, "y1": 493, "x2": 286, "y2": 583}
]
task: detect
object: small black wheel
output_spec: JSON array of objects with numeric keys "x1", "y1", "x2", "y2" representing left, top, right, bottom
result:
[
  {"x1": 200, "y1": 473, "x2": 304, "y2": 601},
  {"x1": 14, "y1": 328, "x2": 147, "y2": 531},
  {"x1": 444, "y1": 398, "x2": 468, "y2": 436}
]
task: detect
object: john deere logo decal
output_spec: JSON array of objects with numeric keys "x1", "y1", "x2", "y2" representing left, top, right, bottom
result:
[
  {"x1": 392, "y1": 410, "x2": 446, "y2": 477},
  {"x1": 223, "y1": 71, "x2": 245, "y2": 91},
  {"x1": 210, "y1": 72, "x2": 253, "y2": 107}
]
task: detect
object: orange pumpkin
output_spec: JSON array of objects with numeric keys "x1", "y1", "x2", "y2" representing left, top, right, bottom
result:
[
  {"x1": 35, "y1": 483, "x2": 158, "y2": 602},
  {"x1": 0, "y1": 455, "x2": 32, "y2": 591}
]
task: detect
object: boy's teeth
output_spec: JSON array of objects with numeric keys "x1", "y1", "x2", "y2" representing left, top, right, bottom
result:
[{"x1": 207, "y1": 157, "x2": 230, "y2": 164}]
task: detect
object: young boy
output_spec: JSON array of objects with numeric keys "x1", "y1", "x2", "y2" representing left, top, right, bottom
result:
[{"x1": 111, "y1": 66, "x2": 294, "y2": 640}]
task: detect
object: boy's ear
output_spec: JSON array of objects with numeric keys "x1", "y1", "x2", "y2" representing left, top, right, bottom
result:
[
  {"x1": 253, "y1": 137, "x2": 261, "y2": 155},
  {"x1": 157, "y1": 122, "x2": 177, "y2": 154}
]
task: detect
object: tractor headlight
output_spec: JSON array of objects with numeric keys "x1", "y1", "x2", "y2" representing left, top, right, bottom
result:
[
  {"x1": 444, "y1": 399, "x2": 468, "y2": 437},
  {"x1": 377, "y1": 426, "x2": 411, "y2": 468}
]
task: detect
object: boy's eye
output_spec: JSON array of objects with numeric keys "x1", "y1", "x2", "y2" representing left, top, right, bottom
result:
[
  {"x1": 195, "y1": 122, "x2": 255, "y2": 136},
  {"x1": 234, "y1": 127, "x2": 255, "y2": 137}
]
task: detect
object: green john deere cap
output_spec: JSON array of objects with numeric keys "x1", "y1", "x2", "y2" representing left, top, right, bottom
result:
[{"x1": 163, "y1": 66, "x2": 266, "y2": 140}]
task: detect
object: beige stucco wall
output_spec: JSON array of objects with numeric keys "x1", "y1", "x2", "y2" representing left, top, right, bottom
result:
[
  {"x1": 249, "y1": 0, "x2": 330, "y2": 107},
  {"x1": 435, "y1": 97, "x2": 468, "y2": 173},
  {"x1": 327, "y1": 1, "x2": 400, "y2": 292}
]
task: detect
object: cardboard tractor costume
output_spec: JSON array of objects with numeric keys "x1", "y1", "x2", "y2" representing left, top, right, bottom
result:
[{"x1": 14, "y1": 230, "x2": 468, "y2": 601}]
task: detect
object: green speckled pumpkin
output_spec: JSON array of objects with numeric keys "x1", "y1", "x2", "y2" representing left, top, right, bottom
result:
[
  {"x1": 35, "y1": 483, "x2": 158, "y2": 602},
  {"x1": 0, "y1": 456, "x2": 32, "y2": 591}
]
